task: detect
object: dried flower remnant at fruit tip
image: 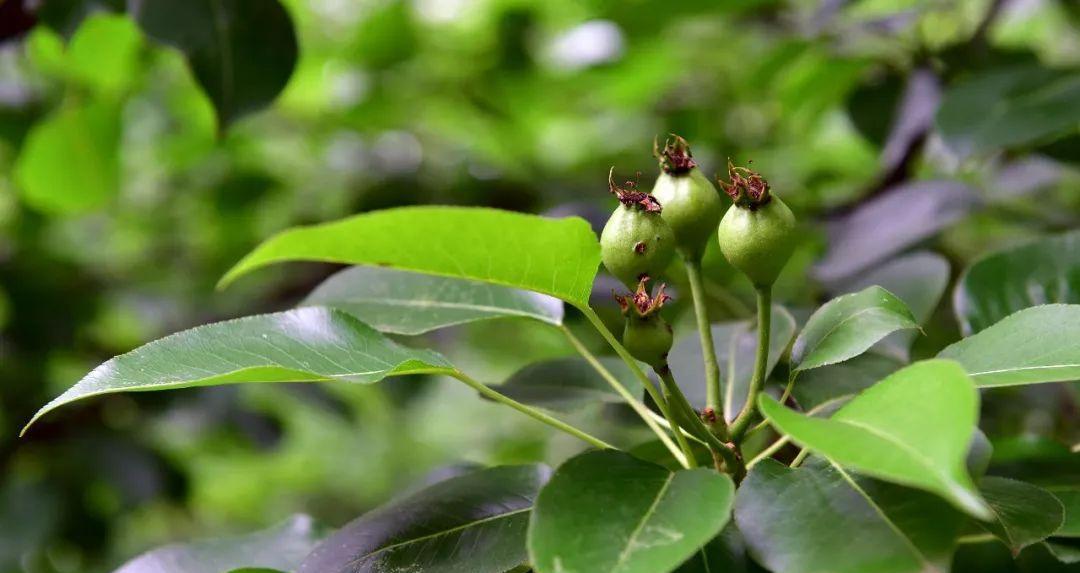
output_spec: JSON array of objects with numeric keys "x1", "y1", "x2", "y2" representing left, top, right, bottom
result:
[
  {"x1": 719, "y1": 160, "x2": 771, "y2": 210},
  {"x1": 614, "y1": 277, "x2": 671, "y2": 317},
  {"x1": 654, "y1": 134, "x2": 697, "y2": 174},
  {"x1": 609, "y1": 167, "x2": 662, "y2": 213}
]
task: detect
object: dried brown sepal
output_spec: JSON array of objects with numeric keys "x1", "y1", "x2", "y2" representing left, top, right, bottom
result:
[
  {"x1": 609, "y1": 167, "x2": 662, "y2": 213},
  {"x1": 613, "y1": 277, "x2": 671, "y2": 318},
  {"x1": 653, "y1": 134, "x2": 697, "y2": 175},
  {"x1": 718, "y1": 160, "x2": 771, "y2": 210}
]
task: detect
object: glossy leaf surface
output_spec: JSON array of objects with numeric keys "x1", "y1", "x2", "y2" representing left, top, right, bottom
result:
[
  {"x1": 222, "y1": 207, "x2": 601, "y2": 307},
  {"x1": 114, "y1": 515, "x2": 321, "y2": 573},
  {"x1": 529, "y1": 450, "x2": 734, "y2": 573},
  {"x1": 25, "y1": 307, "x2": 451, "y2": 432},
  {"x1": 791, "y1": 286, "x2": 918, "y2": 372},
  {"x1": 954, "y1": 232, "x2": 1080, "y2": 335},
  {"x1": 759, "y1": 360, "x2": 990, "y2": 518},
  {"x1": 735, "y1": 460, "x2": 964, "y2": 573},
  {"x1": 129, "y1": 0, "x2": 298, "y2": 129},
  {"x1": 938, "y1": 305, "x2": 1080, "y2": 387},
  {"x1": 299, "y1": 465, "x2": 550, "y2": 573},
  {"x1": 498, "y1": 357, "x2": 641, "y2": 413},
  {"x1": 303, "y1": 266, "x2": 563, "y2": 335},
  {"x1": 978, "y1": 477, "x2": 1065, "y2": 555}
]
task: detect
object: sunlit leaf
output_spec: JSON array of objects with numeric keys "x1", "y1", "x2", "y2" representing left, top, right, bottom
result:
[
  {"x1": 303, "y1": 266, "x2": 563, "y2": 335},
  {"x1": 938, "y1": 305, "x2": 1080, "y2": 387},
  {"x1": 759, "y1": 360, "x2": 991, "y2": 518},
  {"x1": 114, "y1": 515, "x2": 321, "y2": 573},
  {"x1": 299, "y1": 465, "x2": 549, "y2": 573},
  {"x1": 954, "y1": 231, "x2": 1080, "y2": 335},
  {"x1": 791, "y1": 286, "x2": 918, "y2": 372},
  {"x1": 528, "y1": 450, "x2": 734, "y2": 573},
  {"x1": 23, "y1": 307, "x2": 451, "y2": 433},
  {"x1": 221, "y1": 207, "x2": 601, "y2": 308}
]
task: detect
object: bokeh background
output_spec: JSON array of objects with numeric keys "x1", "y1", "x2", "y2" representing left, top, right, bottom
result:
[{"x1": 0, "y1": 0, "x2": 1078, "y2": 571}]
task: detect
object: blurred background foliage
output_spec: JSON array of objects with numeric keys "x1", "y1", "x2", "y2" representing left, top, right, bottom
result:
[{"x1": 0, "y1": 0, "x2": 1077, "y2": 571}]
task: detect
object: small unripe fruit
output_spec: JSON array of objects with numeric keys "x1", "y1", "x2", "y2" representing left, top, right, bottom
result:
[
  {"x1": 600, "y1": 169, "x2": 676, "y2": 289},
  {"x1": 650, "y1": 135, "x2": 723, "y2": 260},
  {"x1": 623, "y1": 314, "x2": 673, "y2": 369},
  {"x1": 716, "y1": 162, "x2": 796, "y2": 288},
  {"x1": 615, "y1": 278, "x2": 673, "y2": 369}
]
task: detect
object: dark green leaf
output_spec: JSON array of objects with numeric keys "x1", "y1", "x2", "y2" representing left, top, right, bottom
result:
[
  {"x1": 303, "y1": 266, "x2": 563, "y2": 335},
  {"x1": 938, "y1": 305, "x2": 1080, "y2": 387},
  {"x1": 221, "y1": 207, "x2": 601, "y2": 308},
  {"x1": 735, "y1": 460, "x2": 964, "y2": 573},
  {"x1": 528, "y1": 450, "x2": 734, "y2": 573},
  {"x1": 937, "y1": 67, "x2": 1080, "y2": 156},
  {"x1": 24, "y1": 307, "x2": 451, "y2": 433},
  {"x1": 954, "y1": 231, "x2": 1080, "y2": 335},
  {"x1": 790, "y1": 286, "x2": 919, "y2": 372},
  {"x1": 15, "y1": 100, "x2": 120, "y2": 215},
  {"x1": 299, "y1": 465, "x2": 550, "y2": 573},
  {"x1": 791, "y1": 352, "x2": 903, "y2": 411},
  {"x1": 129, "y1": 0, "x2": 298, "y2": 129},
  {"x1": 760, "y1": 360, "x2": 991, "y2": 518},
  {"x1": 977, "y1": 477, "x2": 1065, "y2": 555},
  {"x1": 498, "y1": 357, "x2": 641, "y2": 413},
  {"x1": 675, "y1": 525, "x2": 752, "y2": 573},
  {"x1": 114, "y1": 515, "x2": 321, "y2": 573},
  {"x1": 1049, "y1": 487, "x2": 1080, "y2": 537}
]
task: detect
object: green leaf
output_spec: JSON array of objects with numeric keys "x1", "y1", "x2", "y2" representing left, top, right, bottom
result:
[
  {"x1": 114, "y1": 515, "x2": 321, "y2": 573},
  {"x1": 937, "y1": 67, "x2": 1080, "y2": 156},
  {"x1": 675, "y1": 526, "x2": 752, "y2": 573},
  {"x1": 735, "y1": 460, "x2": 965, "y2": 573},
  {"x1": 220, "y1": 207, "x2": 601, "y2": 308},
  {"x1": 666, "y1": 305, "x2": 796, "y2": 419},
  {"x1": 791, "y1": 352, "x2": 903, "y2": 411},
  {"x1": 528, "y1": 450, "x2": 735, "y2": 573},
  {"x1": 498, "y1": 357, "x2": 641, "y2": 413},
  {"x1": 299, "y1": 465, "x2": 550, "y2": 573},
  {"x1": 15, "y1": 100, "x2": 121, "y2": 215},
  {"x1": 791, "y1": 286, "x2": 919, "y2": 372},
  {"x1": 129, "y1": 0, "x2": 299, "y2": 129},
  {"x1": 938, "y1": 305, "x2": 1080, "y2": 387},
  {"x1": 65, "y1": 13, "x2": 142, "y2": 94},
  {"x1": 23, "y1": 307, "x2": 451, "y2": 433},
  {"x1": 1048, "y1": 487, "x2": 1080, "y2": 537},
  {"x1": 954, "y1": 232, "x2": 1080, "y2": 335},
  {"x1": 759, "y1": 359, "x2": 991, "y2": 518},
  {"x1": 977, "y1": 477, "x2": 1065, "y2": 555},
  {"x1": 837, "y1": 252, "x2": 950, "y2": 360},
  {"x1": 303, "y1": 266, "x2": 563, "y2": 335}
]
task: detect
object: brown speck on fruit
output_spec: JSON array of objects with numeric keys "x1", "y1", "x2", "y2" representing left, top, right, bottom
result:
[
  {"x1": 634, "y1": 241, "x2": 647, "y2": 254},
  {"x1": 654, "y1": 134, "x2": 697, "y2": 175},
  {"x1": 718, "y1": 160, "x2": 771, "y2": 210},
  {"x1": 609, "y1": 167, "x2": 662, "y2": 213}
]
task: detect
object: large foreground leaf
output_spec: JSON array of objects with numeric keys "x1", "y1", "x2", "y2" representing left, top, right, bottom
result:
[
  {"x1": 498, "y1": 357, "x2": 641, "y2": 413},
  {"x1": 735, "y1": 460, "x2": 964, "y2": 573},
  {"x1": 790, "y1": 286, "x2": 918, "y2": 372},
  {"x1": 221, "y1": 207, "x2": 601, "y2": 307},
  {"x1": 938, "y1": 305, "x2": 1080, "y2": 387},
  {"x1": 528, "y1": 450, "x2": 734, "y2": 573},
  {"x1": 23, "y1": 307, "x2": 451, "y2": 433},
  {"x1": 303, "y1": 266, "x2": 564, "y2": 335},
  {"x1": 299, "y1": 465, "x2": 550, "y2": 573},
  {"x1": 759, "y1": 360, "x2": 991, "y2": 518},
  {"x1": 129, "y1": 0, "x2": 298, "y2": 129},
  {"x1": 978, "y1": 477, "x2": 1065, "y2": 555},
  {"x1": 954, "y1": 232, "x2": 1080, "y2": 335},
  {"x1": 115, "y1": 515, "x2": 321, "y2": 573}
]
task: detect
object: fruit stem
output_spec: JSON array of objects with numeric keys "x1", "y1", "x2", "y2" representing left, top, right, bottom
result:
[
  {"x1": 447, "y1": 369, "x2": 615, "y2": 450},
  {"x1": 580, "y1": 306, "x2": 698, "y2": 467},
  {"x1": 729, "y1": 286, "x2": 772, "y2": 442},
  {"x1": 683, "y1": 256, "x2": 728, "y2": 440},
  {"x1": 560, "y1": 325, "x2": 688, "y2": 466}
]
